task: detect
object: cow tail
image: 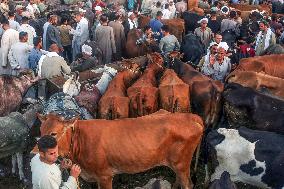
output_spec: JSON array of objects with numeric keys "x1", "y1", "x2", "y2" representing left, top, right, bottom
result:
[
  {"x1": 136, "y1": 93, "x2": 142, "y2": 117},
  {"x1": 209, "y1": 83, "x2": 218, "y2": 127},
  {"x1": 168, "y1": 96, "x2": 174, "y2": 113}
]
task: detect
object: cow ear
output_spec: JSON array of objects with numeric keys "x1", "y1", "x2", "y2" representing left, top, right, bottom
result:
[{"x1": 37, "y1": 113, "x2": 47, "y2": 123}]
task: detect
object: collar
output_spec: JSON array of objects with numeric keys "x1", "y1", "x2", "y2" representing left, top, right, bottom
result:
[{"x1": 46, "y1": 52, "x2": 59, "y2": 57}]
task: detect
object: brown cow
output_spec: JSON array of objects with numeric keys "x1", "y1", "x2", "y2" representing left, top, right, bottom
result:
[
  {"x1": 227, "y1": 71, "x2": 284, "y2": 99},
  {"x1": 159, "y1": 69, "x2": 190, "y2": 113},
  {"x1": 98, "y1": 62, "x2": 141, "y2": 119},
  {"x1": 169, "y1": 54, "x2": 223, "y2": 127},
  {"x1": 0, "y1": 71, "x2": 38, "y2": 116},
  {"x1": 233, "y1": 55, "x2": 284, "y2": 79},
  {"x1": 229, "y1": 4, "x2": 271, "y2": 14},
  {"x1": 188, "y1": 0, "x2": 205, "y2": 16},
  {"x1": 138, "y1": 15, "x2": 185, "y2": 42},
  {"x1": 127, "y1": 53, "x2": 164, "y2": 117},
  {"x1": 37, "y1": 110, "x2": 204, "y2": 189}
]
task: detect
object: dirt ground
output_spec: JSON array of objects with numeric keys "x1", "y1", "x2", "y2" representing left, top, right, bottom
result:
[{"x1": 0, "y1": 156, "x2": 260, "y2": 189}]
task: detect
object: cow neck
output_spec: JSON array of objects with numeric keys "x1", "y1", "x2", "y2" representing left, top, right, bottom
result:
[{"x1": 69, "y1": 121, "x2": 80, "y2": 162}]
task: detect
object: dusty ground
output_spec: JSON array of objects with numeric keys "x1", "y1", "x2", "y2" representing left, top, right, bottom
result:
[{"x1": 0, "y1": 156, "x2": 260, "y2": 189}]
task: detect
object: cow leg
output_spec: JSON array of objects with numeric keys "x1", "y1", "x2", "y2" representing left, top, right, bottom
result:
[
  {"x1": 11, "y1": 154, "x2": 17, "y2": 175},
  {"x1": 98, "y1": 176, "x2": 113, "y2": 189},
  {"x1": 172, "y1": 165, "x2": 192, "y2": 189},
  {"x1": 16, "y1": 152, "x2": 26, "y2": 182}
]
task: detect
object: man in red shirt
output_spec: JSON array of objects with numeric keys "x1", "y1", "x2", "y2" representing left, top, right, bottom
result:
[{"x1": 92, "y1": 0, "x2": 106, "y2": 9}]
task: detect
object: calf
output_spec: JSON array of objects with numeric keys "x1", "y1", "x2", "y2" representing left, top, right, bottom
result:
[
  {"x1": 207, "y1": 127, "x2": 284, "y2": 189},
  {"x1": 37, "y1": 110, "x2": 204, "y2": 189},
  {"x1": 127, "y1": 53, "x2": 163, "y2": 117},
  {"x1": 159, "y1": 69, "x2": 190, "y2": 113},
  {"x1": 98, "y1": 62, "x2": 141, "y2": 119},
  {"x1": 223, "y1": 83, "x2": 284, "y2": 134}
]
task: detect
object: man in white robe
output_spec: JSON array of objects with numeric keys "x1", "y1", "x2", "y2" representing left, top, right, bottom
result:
[
  {"x1": 0, "y1": 19, "x2": 19, "y2": 75},
  {"x1": 70, "y1": 9, "x2": 89, "y2": 61},
  {"x1": 31, "y1": 135, "x2": 80, "y2": 189},
  {"x1": 20, "y1": 16, "x2": 37, "y2": 46}
]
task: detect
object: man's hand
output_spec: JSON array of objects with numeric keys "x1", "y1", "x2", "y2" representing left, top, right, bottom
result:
[{"x1": 70, "y1": 164, "x2": 81, "y2": 179}]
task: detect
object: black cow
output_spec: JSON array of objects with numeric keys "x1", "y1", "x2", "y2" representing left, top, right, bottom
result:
[
  {"x1": 181, "y1": 11, "x2": 202, "y2": 34},
  {"x1": 209, "y1": 171, "x2": 237, "y2": 189},
  {"x1": 180, "y1": 33, "x2": 204, "y2": 65},
  {"x1": 223, "y1": 83, "x2": 284, "y2": 134},
  {"x1": 207, "y1": 127, "x2": 284, "y2": 189}
]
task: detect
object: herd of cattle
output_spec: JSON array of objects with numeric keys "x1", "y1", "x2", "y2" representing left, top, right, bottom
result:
[{"x1": 0, "y1": 51, "x2": 284, "y2": 189}]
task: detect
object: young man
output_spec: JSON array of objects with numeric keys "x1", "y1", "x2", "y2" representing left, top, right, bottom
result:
[
  {"x1": 20, "y1": 16, "x2": 37, "y2": 46},
  {"x1": 8, "y1": 31, "x2": 33, "y2": 76},
  {"x1": 159, "y1": 25, "x2": 180, "y2": 54},
  {"x1": 149, "y1": 11, "x2": 163, "y2": 42},
  {"x1": 31, "y1": 135, "x2": 81, "y2": 189}
]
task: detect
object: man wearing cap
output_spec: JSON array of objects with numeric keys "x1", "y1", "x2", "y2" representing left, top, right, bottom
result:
[
  {"x1": 95, "y1": 15, "x2": 116, "y2": 64},
  {"x1": 91, "y1": 6, "x2": 103, "y2": 40},
  {"x1": 71, "y1": 44, "x2": 98, "y2": 72},
  {"x1": 70, "y1": 10, "x2": 89, "y2": 61},
  {"x1": 8, "y1": 31, "x2": 33, "y2": 76},
  {"x1": 20, "y1": 16, "x2": 37, "y2": 46},
  {"x1": 123, "y1": 12, "x2": 138, "y2": 38},
  {"x1": 194, "y1": 17, "x2": 213, "y2": 51},
  {"x1": 255, "y1": 20, "x2": 276, "y2": 56},
  {"x1": 202, "y1": 42, "x2": 231, "y2": 82},
  {"x1": 0, "y1": 19, "x2": 19, "y2": 75}
]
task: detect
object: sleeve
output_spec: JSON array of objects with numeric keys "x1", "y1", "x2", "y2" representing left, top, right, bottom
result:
[
  {"x1": 61, "y1": 59, "x2": 71, "y2": 75},
  {"x1": 38, "y1": 175, "x2": 77, "y2": 189},
  {"x1": 197, "y1": 56, "x2": 205, "y2": 68},
  {"x1": 159, "y1": 38, "x2": 165, "y2": 53},
  {"x1": 73, "y1": 23, "x2": 83, "y2": 37},
  {"x1": 175, "y1": 37, "x2": 180, "y2": 51},
  {"x1": 110, "y1": 27, "x2": 116, "y2": 54},
  {"x1": 8, "y1": 47, "x2": 19, "y2": 69},
  {"x1": 1, "y1": 37, "x2": 9, "y2": 66},
  {"x1": 201, "y1": 61, "x2": 214, "y2": 76}
]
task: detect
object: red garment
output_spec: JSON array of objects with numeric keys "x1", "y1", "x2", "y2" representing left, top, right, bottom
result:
[
  {"x1": 92, "y1": 1, "x2": 106, "y2": 9},
  {"x1": 239, "y1": 44, "x2": 255, "y2": 57}
]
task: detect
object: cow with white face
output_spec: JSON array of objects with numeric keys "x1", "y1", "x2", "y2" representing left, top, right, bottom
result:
[{"x1": 207, "y1": 127, "x2": 284, "y2": 189}]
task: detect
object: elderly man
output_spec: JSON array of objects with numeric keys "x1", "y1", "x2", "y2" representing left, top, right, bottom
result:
[
  {"x1": 70, "y1": 10, "x2": 89, "y2": 61},
  {"x1": 123, "y1": 12, "x2": 138, "y2": 38},
  {"x1": 20, "y1": 16, "x2": 37, "y2": 46},
  {"x1": 194, "y1": 17, "x2": 213, "y2": 51},
  {"x1": 46, "y1": 15, "x2": 62, "y2": 52},
  {"x1": 71, "y1": 44, "x2": 98, "y2": 72},
  {"x1": 95, "y1": 15, "x2": 116, "y2": 64},
  {"x1": 0, "y1": 19, "x2": 19, "y2": 75},
  {"x1": 255, "y1": 20, "x2": 276, "y2": 56},
  {"x1": 198, "y1": 42, "x2": 218, "y2": 70},
  {"x1": 8, "y1": 32, "x2": 33, "y2": 76},
  {"x1": 31, "y1": 135, "x2": 81, "y2": 189},
  {"x1": 202, "y1": 42, "x2": 231, "y2": 82}
]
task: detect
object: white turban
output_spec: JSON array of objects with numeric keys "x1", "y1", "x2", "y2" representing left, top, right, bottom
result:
[
  {"x1": 198, "y1": 18, "x2": 208, "y2": 24},
  {"x1": 82, "y1": 44, "x2": 92, "y2": 55},
  {"x1": 218, "y1": 42, "x2": 229, "y2": 51},
  {"x1": 128, "y1": 11, "x2": 134, "y2": 17}
]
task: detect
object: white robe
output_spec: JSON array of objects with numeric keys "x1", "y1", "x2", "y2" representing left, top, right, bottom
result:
[
  {"x1": 0, "y1": 28, "x2": 19, "y2": 75},
  {"x1": 31, "y1": 154, "x2": 77, "y2": 189}
]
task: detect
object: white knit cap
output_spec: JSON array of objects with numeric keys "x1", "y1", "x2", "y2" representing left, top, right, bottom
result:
[
  {"x1": 218, "y1": 42, "x2": 229, "y2": 51},
  {"x1": 221, "y1": 6, "x2": 230, "y2": 15},
  {"x1": 198, "y1": 17, "x2": 208, "y2": 24},
  {"x1": 82, "y1": 44, "x2": 92, "y2": 55},
  {"x1": 95, "y1": 6, "x2": 102, "y2": 11}
]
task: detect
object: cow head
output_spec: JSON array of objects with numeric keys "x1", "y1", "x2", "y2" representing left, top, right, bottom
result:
[
  {"x1": 62, "y1": 72, "x2": 81, "y2": 97},
  {"x1": 147, "y1": 52, "x2": 164, "y2": 72},
  {"x1": 36, "y1": 113, "x2": 79, "y2": 157}
]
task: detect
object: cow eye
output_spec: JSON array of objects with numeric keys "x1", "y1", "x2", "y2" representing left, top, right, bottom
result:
[{"x1": 50, "y1": 132, "x2": 57, "y2": 138}]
